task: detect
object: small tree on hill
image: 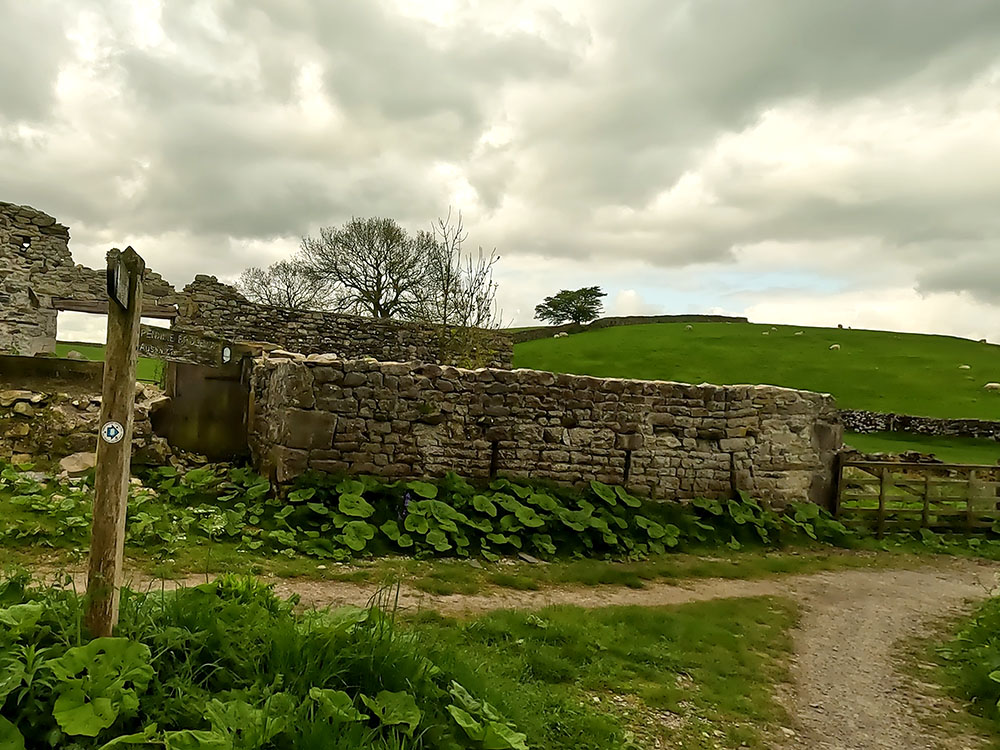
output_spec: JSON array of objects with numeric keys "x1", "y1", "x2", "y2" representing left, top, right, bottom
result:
[{"x1": 534, "y1": 286, "x2": 606, "y2": 325}]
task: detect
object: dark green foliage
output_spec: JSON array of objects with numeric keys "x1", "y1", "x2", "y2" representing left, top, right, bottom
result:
[
  {"x1": 938, "y1": 597, "x2": 1000, "y2": 725},
  {"x1": 0, "y1": 462, "x2": 859, "y2": 563},
  {"x1": 533, "y1": 286, "x2": 606, "y2": 326},
  {"x1": 0, "y1": 574, "x2": 528, "y2": 749}
]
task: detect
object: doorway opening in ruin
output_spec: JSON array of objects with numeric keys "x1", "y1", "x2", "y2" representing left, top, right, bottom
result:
[{"x1": 56, "y1": 311, "x2": 172, "y2": 383}]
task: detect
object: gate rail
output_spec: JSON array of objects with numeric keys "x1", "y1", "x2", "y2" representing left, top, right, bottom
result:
[{"x1": 834, "y1": 459, "x2": 1000, "y2": 537}]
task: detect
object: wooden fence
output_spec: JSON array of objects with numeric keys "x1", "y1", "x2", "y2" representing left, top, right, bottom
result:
[{"x1": 834, "y1": 459, "x2": 1000, "y2": 536}]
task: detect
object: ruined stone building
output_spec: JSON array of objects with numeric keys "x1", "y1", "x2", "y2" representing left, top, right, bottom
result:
[{"x1": 0, "y1": 201, "x2": 512, "y2": 366}]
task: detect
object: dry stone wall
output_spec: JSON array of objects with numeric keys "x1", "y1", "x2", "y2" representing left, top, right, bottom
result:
[
  {"x1": 0, "y1": 385, "x2": 173, "y2": 469},
  {"x1": 841, "y1": 409, "x2": 1000, "y2": 441},
  {"x1": 175, "y1": 276, "x2": 512, "y2": 368},
  {"x1": 250, "y1": 357, "x2": 842, "y2": 507}
]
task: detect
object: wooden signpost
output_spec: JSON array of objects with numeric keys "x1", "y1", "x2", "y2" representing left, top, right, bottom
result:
[
  {"x1": 137, "y1": 324, "x2": 231, "y2": 367},
  {"x1": 85, "y1": 247, "x2": 145, "y2": 637}
]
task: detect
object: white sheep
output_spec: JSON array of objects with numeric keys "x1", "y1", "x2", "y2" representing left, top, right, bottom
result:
[
  {"x1": 762, "y1": 331, "x2": 770, "y2": 336},
  {"x1": 794, "y1": 331, "x2": 804, "y2": 336},
  {"x1": 685, "y1": 324, "x2": 693, "y2": 331},
  {"x1": 829, "y1": 344, "x2": 841, "y2": 350},
  {"x1": 959, "y1": 364, "x2": 971, "y2": 370},
  {"x1": 985, "y1": 383, "x2": 1000, "y2": 391}
]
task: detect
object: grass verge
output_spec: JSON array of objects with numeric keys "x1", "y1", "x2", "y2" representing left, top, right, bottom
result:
[{"x1": 411, "y1": 596, "x2": 798, "y2": 749}]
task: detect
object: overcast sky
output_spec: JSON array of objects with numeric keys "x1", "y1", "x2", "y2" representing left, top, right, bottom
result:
[{"x1": 4, "y1": 0, "x2": 1000, "y2": 342}]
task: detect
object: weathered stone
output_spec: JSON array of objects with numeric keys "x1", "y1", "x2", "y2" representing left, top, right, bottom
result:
[
  {"x1": 0, "y1": 390, "x2": 35, "y2": 407},
  {"x1": 12, "y1": 402, "x2": 34, "y2": 417},
  {"x1": 59, "y1": 451, "x2": 96, "y2": 475},
  {"x1": 65, "y1": 350, "x2": 86, "y2": 360}
]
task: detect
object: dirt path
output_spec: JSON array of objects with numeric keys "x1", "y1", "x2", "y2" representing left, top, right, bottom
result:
[{"x1": 89, "y1": 558, "x2": 1000, "y2": 748}]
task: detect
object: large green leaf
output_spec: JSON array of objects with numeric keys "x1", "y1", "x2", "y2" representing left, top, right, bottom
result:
[
  {"x1": 404, "y1": 514, "x2": 429, "y2": 535},
  {"x1": 48, "y1": 638, "x2": 154, "y2": 737},
  {"x1": 360, "y1": 691, "x2": 422, "y2": 735},
  {"x1": 308, "y1": 688, "x2": 368, "y2": 723},
  {"x1": 97, "y1": 723, "x2": 160, "y2": 749},
  {"x1": 613, "y1": 486, "x2": 642, "y2": 508},
  {"x1": 380, "y1": 519, "x2": 402, "y2": 541},
  {"x1": 528, "y1": 493, "x2": 558, "y2": 511},
  {"x1": 0, "y1": 604, "x2": 43, "y2": 636},
  {"x1": 426, "y1": 529, "x2": 452, "y2": 552},
  {"x1": 53, "y1": 687, "x2": 117, "y2": 737},
  {"x1": 472, "y1": 494, "x2": 497, "y2": 517},
  {"x1": 341, "y1": 521, "x2": 376, "y2": 551},
  {"x1": 164, "y1": 730, "x2": 231, "y2": 750},
  {"x1": 339, "y1": 493, "x2": 375, "y2": 518},
  {"x1": 589, "y1": 480, "x2": 617, "y2": 505},
  {"x1": 447, "y1": 705, "x2": 484, "y2": 741},
  {"x1": 406, "y1": 480, "x2": 438, "y2": 499},
  {"x1": 0, "y1": 661, "x2": 24, "y2": 701},
  {"x1": 482, "y1": 722, "x2": 529, "y2": 750},
  {"x1": 0, "y1": 717, "x2": 24, "y2": 750}
]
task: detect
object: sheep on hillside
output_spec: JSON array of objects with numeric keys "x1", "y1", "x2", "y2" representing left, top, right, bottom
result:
[
  {"x1": 829, "y1": 344, "x2": 841, "y2": 350},
  {"x1": 685, "y1": 324, "x2": 693, "y2": 331},
  {"x1": 794, "y1": 331, "x2": 804, "y2": 336},
  {"x1": 959, "y1": 365, "x2": 971, "y2": 370},
  {"x1": 985, "y1": 383, "x2": 1000, "y2": 391}
]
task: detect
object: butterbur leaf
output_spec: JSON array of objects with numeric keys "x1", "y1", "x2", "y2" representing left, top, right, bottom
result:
[
  {"x1": 53, "y1": 687, "x2": 117, "y2": 737},
  {"x1": 336, "y1": 479, "x2": 366, "y2": 496},
  {"x1": 447, "y1": 706, "x2": 484, "y2": 741},
  {"x1": 404, "y1": 514, "x2": 429, "y2": 535},
  {"x1": 164, "y1": 730, "x2": 231, "y2": 750},
  {"x1": 528, "y1": 493, "x2": 558, "y2": 511},
  {"x1": 97, "y1": 723, "x2": 159, "y2": 749},
  {"x1": 473, "y1": 494, "x2": 498, "y2": 517},
  {"x1": 613, "y1": 485, "x2": 642, "y2": 508},
  {"x1": 380, "y1": 520, "x2": 401, "y2": 541},
  {"x1": 0, "y1": 603, "x2": 43, "y2": 635},
  {"x1": 513, "y1": 505, "x2": 544, "y2": 528},
  {"x1": 308, "y1": 688, "x2": 368, "y2": 723},
  {"x1": 339, "y1": 494, "x2": 375, "y2": 518},
  {"x1": 360, "y1": 691, "x2": 422, "y2": 735},
  {"x1": 0, "y1": 717, "x2": 24, "y2": 750},
  {"x1": 482, "y1": 722, "x2": 529, "y2": 750},
  {"x1": 287, "y1": 488, "x2": 316, "y2": 503},
  {"x1": 426, "y1": 529, "x2": 452, "y2": 551},
  {"x1": 341, "y1": 521, "x2": 376, "y2": 551},
  {"x1": 397, "y1": 533, "x2": 414, "y2": 548},
  {"x1": 590, "y1": 480, "x2": 617, "y2": 505},
  {"x1": 406, "y1": 480, "x2": 438, "y2": 499}
]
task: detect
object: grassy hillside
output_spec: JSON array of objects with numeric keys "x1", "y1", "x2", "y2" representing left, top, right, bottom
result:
[
  {"x1": 55, "y1": 341, "x2": 164, "y2": 383},
  {"x1": 514, "y1": 322, "x2": 1000, "y2": 421}
]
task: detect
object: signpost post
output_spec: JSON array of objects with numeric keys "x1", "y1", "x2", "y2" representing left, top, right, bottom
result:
[{"x1": 85, "y1": 247, "x2": 145, "y2": 637}]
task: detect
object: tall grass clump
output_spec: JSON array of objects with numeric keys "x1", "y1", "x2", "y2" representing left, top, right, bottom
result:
[
  {"x1": 937, "y1": 596, "x2": 1000, "y2": 726},
  {"x1": 0, "y1": 572, "x2": 527, "y2": 749}
]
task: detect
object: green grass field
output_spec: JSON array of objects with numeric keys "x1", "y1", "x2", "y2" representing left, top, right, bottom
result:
[
  {"x1": 55, "y1": 341, "x2": 164, "y2": 383},
  {"x1": 514, "y1": 322, "x2": 1000, "y2": 420},
  {"x1": 514, "y1": 322, "x2": 1000, "y2": 463}
]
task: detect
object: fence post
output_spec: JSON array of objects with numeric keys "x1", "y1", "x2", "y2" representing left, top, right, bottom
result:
[
  {"x1": 921, "y1": 473, "x2": 931, "y2": 529},
  {"x1": 967, "y1": 469, "x2": 977, "y2": 534},
  {"x1": 877, "y1": 467, "x2": 889, "y2": 539}
]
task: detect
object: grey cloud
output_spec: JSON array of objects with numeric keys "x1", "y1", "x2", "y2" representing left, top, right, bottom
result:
[{"x1": 0, "y1": 1, "x2": 70, "y2": 121}]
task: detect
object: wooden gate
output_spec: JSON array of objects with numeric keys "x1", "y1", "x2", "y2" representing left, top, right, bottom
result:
[
  {"x1": 141, "y1": 326, "x2": 251, "y2": 462},
  {"x1": 834, "y1": 458, "x2": 1000, "y2": 536}
]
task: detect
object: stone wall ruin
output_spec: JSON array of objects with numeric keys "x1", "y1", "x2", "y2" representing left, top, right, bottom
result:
[
  {"x1": 250, "y1": 357, "x2": 843, "y2": 507},
  {"x1": 0, "y1": 201, "x2": 512, "y2": 367}
]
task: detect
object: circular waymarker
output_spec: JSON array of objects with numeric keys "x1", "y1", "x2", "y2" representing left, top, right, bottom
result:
[
  {"x1": 221, "y1": 346, "x2": 232, "y2": 364},
  {"x1": 101, "y1": 421, "x2": 125, "y2": 444}
]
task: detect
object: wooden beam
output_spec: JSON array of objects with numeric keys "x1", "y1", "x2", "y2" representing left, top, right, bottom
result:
[{"x1": 52, "y1": 298, "x2": 178, "y2": 319}]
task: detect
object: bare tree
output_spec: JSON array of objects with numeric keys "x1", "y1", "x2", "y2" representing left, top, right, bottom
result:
[
  {"x1": 237, "y1": 257, "x2": 329, "y2": 310},
  {"x1": 421, "y1": 210, "x2": 503, "y2": 366},
  {"x1": 300, "y1": 217, "x2": 430, "y2": 319}
]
